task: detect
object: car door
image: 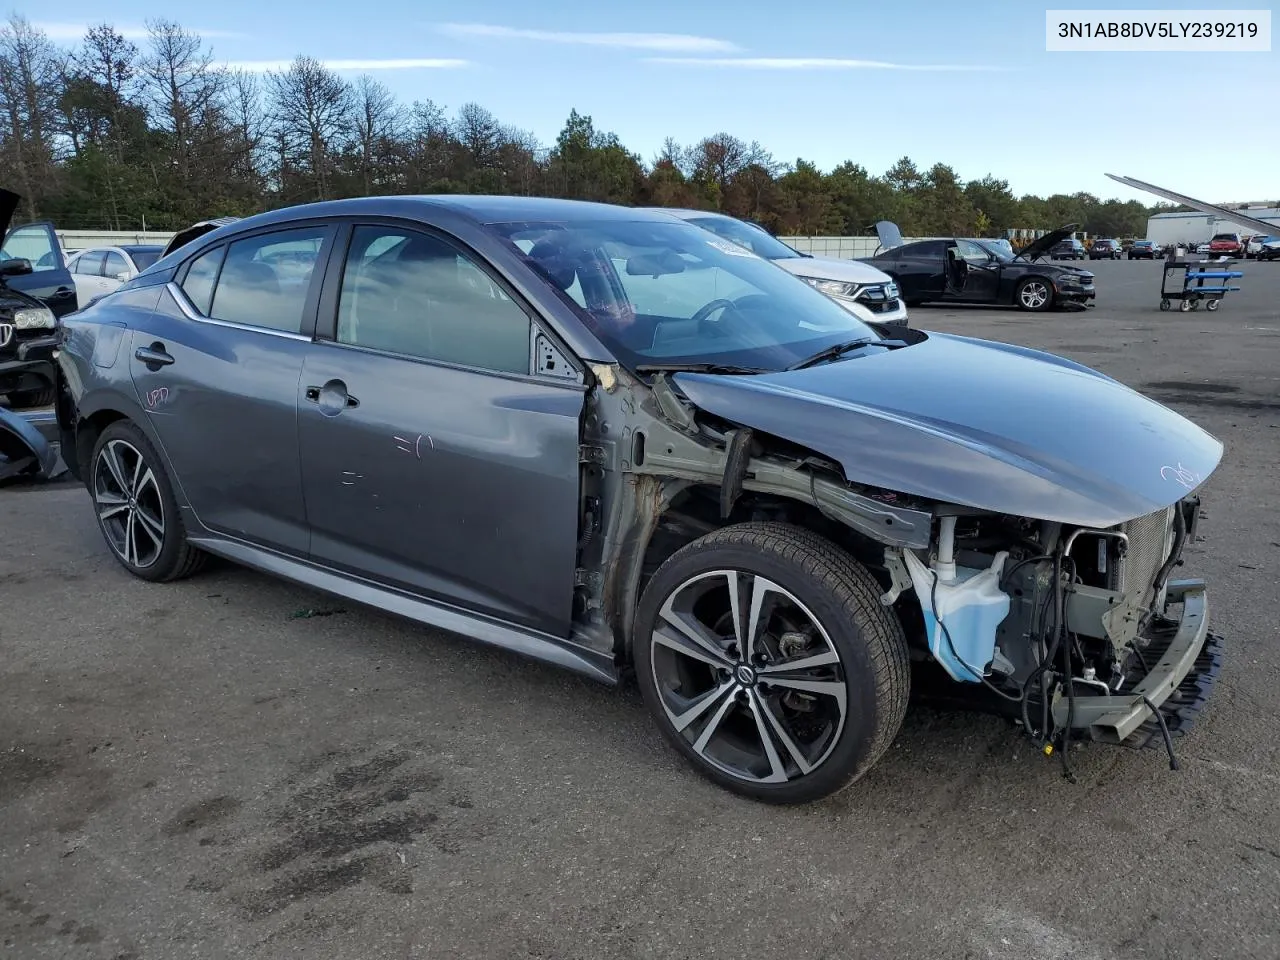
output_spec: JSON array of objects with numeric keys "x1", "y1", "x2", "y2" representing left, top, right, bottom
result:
[
  {"x1": 954, "y1": 240, "x2": 1001, "y2": 302},
  {"x1": 892, "y1": 241, "x2": 947, "y2": 300},
  {"x1": 0, "y1": 222, "x2": 78, "y2": 317},
  {"x1": 69, "y1": 250, "x2": 107, "y2": 301},
  {"x1": 128, "y1": 222, "x2": 335, "y2": 556},
  {"x1": 297, "y1": 221, "x2": 586, "y2": 636}
]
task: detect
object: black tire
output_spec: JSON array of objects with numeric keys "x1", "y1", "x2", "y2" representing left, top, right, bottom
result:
[
  {"x1": 6, "y1": 385, "x2": 55, "y2": 409},
  {"x1": 89, "y1": 419, "x2": 207, "y2": 582},
  {"x1": 633, "y1": 522, "x2": 909, "y2": 804},
  {"x1": 1015, "y1": 277, "x2": 1053, "y2": 312}
]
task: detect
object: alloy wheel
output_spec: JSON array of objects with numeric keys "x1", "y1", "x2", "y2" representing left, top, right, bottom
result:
[
  {"x1": 1019, "y1": 281, "x2": 1050, "y2": 309},
  {"x1": 93, "y1": 438, "x2": 166, "y2": 568},
  {"x1": 648, "y1": 569, "x2": 847, "y2": 785}
]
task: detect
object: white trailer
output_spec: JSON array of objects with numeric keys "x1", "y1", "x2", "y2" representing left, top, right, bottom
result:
[{"x1": 1146, "y1": 208, "x2": 1280, "y2": 245}]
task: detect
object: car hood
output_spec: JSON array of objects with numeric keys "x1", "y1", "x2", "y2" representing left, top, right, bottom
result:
[
  {"x1": 0, "y1": 187, "x2": 16, "y2": 240},
  {"x1": 1015, "y1": 224, "x2": 1078, "y2": 261},
  {"x1": 671, "y1": 332, "x2": 1223, "y2": 527},
  {"x1": 773, "y1": 255, "x2": 893, "y2": 285}
]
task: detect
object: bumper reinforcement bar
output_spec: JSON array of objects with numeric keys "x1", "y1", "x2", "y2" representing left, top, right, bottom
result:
[{"x1": 1053, "y1": 579, "x2": 1214, "y2": 744}]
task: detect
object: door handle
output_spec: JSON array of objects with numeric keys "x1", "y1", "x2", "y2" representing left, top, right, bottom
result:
[
  {"x1": 305, "y1": 381, "x2": 359, "y2": 412},
  {"x1": 135, "y1": 343, "x2": 174, "y2": 367}
]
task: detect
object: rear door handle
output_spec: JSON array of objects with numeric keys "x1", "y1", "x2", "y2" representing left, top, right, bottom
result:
[{"x1": 135, "y1": 343, "x2": 174, "y2": 367}]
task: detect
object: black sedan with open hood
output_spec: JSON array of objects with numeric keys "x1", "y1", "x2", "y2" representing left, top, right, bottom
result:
[{"x1": 861, "y1": 221, "x2": 1096, "y2": 312}]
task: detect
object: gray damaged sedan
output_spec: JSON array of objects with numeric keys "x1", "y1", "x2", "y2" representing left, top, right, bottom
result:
[{"x1": 53, "y1": 197, "x2": 1225, "y2": 803}]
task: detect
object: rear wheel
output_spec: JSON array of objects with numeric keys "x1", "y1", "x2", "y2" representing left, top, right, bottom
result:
[
  {"x1": 634, "y1": 522, "x2": 909, "y2": 804},
  {"x1": 90, "y1": 420, "x2": 207, "y2": 582},
  {"x1": 1206, "y1": 298, "x2": 1220, "y2": 312},
  {"x1": 1016, "y1": 278, "x2": 1053, "y2": 311}
]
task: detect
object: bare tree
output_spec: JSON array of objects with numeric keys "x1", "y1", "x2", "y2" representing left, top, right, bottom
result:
[
  {"x1": 348, "y1": 74, "x2": 403, "y2": 194},
  {"x1": 222, "y1": 68, "x2": 268, "y2": 195},
  {"x1": 140, "y1": 19, "x2": 227, "y2": 190},
  {"x1": 0, "y1": 16, "x2": 63, "y2": 215},
  {"x1": 60, "y1": 24, "x2": 140, "y2": 158},
  {"x1": 266, "y1": 56, "x2": 352, "y2": 201}
]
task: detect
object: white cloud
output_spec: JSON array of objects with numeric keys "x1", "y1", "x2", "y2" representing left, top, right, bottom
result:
[
  {"x1": 435, "y1": 22, "x2": 738, "y2": 53},
  {"x1": 644, "y1": 56, "x2": 1007, "y2": 71},
  {"x1": 226, "y1": 58, "x2": 470, "y2": 72},
  {"x1": 34, "y1": 21, "x2": 243, "y2": 41}
]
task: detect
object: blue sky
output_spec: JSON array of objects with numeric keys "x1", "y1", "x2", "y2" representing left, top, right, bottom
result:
[{"x1": 14, "y1": 0, "x2": 1280, "y2": 203}]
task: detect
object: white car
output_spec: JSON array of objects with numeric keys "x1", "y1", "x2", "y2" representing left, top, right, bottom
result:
[
  {"x1": 649, "y1": 208, "x2": 909, "y2": 328},
  {"x1": 65, "y1": 244, "x2": 165, "y2": 303}
]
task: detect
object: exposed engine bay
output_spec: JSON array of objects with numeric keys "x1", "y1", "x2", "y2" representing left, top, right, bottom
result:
[
  {"x1": 880, "y1": 499, "x2": 1213, "y2": 777},
  {"x1": 573, "y1": 361, "x2": 1221, "y2": 779}
]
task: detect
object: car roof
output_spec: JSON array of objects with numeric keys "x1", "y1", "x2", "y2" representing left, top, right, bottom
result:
[
  {"x1": 119, "y1": 244, "x2": 165, "y2": 254},
  {"x1": 210, "y1": 195, "x2": 682, "y2": 235}
]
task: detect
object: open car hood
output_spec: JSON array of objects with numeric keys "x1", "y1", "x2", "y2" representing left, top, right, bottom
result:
[
  {"x1": 1014, "y1": 224, "x2": 1078, "y2": 262},
  {"x1": 161, "y1": 217, "x2": 242, "y2": 257},
  {"x1": 0, "y1": 406, "x2": 58, "y2": 483},
  {"x1": 873, "y1": 220, "x2": 904, "y2": 252},
  {"x1": 671, "y1": 333, "x2": 1223, "y2": 527},
  {"x1": 0, "y1": 187, "x2": 17, "y2": 241}
]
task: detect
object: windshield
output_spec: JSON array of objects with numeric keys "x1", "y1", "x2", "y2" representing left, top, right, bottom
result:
[
  {"x1": 974, "y1": 240, "x2": 1015, "y2": 262},
  {"x1": 490, "y1": 218, "x2": 880, "y2": 372},
  {"x1": 685, "y1": 216, "x2": 804, "y2": 261}
]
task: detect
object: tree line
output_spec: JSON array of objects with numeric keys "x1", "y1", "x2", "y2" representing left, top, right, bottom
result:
[{"x1": 2, "y1": 15, "x2": 1172, "y2": 239}]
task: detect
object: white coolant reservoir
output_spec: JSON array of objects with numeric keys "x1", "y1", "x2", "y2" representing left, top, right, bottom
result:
[{"x1": 902, "y1": 547, "x2": 1012, "y2": 683}]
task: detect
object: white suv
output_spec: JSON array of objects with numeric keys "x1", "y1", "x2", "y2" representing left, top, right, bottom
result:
[{"x1": 649, "y1": 208, "x2": 909, "y2": 328}]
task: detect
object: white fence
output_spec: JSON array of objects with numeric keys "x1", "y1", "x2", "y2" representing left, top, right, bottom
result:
[{"x1": 778, "y1": 236, "x2": 897, "y2": 259}]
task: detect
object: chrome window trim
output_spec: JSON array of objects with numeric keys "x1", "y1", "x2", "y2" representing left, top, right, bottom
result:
[{"x1": 165, "y1": 281, "x2": 311, "y2": 342}]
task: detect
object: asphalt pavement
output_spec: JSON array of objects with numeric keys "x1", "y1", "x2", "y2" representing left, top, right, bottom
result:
[{"x1": 2, "y1": 257, "x2": 1279, "y2": 960}]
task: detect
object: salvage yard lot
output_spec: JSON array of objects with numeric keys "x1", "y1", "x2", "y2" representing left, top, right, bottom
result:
[{"x1": 3, "y1": 257, "x2": 1279, "y2": 960}]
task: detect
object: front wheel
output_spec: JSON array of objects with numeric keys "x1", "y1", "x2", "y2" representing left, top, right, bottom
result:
[
  {"x1": 633, "y1": 522, "x2": 909, "y2": 804},
  {"x1": 90, "y1": 420, "x2": 207, "y2": 582},
  {"x1": 1206, "y1": 298, "x2": 1220, "y2": 311},
  {"x1": 1016, "y1": 278, "x2": 1053, "y2": 311}
]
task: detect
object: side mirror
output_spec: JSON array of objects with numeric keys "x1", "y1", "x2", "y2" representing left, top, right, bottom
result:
[
  {"x1": 0, "y1": 257, "x2": 33, "y2": 277},
  {"x1": 114, "y1": 271, "x2": 130, "y2": 281}
]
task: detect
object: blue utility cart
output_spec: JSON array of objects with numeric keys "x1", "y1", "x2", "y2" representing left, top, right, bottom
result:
[{"x1": 1160, "y1": 259, "x2": 1243, "y2": 312}]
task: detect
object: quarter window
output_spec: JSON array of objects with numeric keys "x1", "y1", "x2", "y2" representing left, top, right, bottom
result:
[
  {"x1": 180, "y1": 246, "x2": 225, "y2": 316},
  {"x1": 335, "y1": 225, "x2": 531, "y2": 375},
  {"x1": 209, "y1": 228, "x2": 327, "y2": 334}
]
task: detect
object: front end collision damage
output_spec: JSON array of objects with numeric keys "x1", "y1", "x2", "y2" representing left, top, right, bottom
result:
[
  {"x1": 0, "y1": 404, "x2": 58, "y2": 482},
  {"x1": 576, "y1": 360, "x2": 1222, "y2": 770}
]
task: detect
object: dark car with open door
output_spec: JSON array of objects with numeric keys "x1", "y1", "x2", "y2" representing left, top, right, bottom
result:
[
  {"x1": 1, "y1": 187, "x2": 76, "y2": 409},
  {"x1": 861, "y1": 222, "x2": 1095, "y2": 312}
]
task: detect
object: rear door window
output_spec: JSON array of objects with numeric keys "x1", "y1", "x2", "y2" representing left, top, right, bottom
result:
[
  {"x1": 104, "y1": 251, "x2": 129, "y2": 279},
  {"x1": 208, "y1": 228, "x2": 328, "y2": 334},
  {"x1": 75, "y1": 251, "x2": 107, "y2": 276}
]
